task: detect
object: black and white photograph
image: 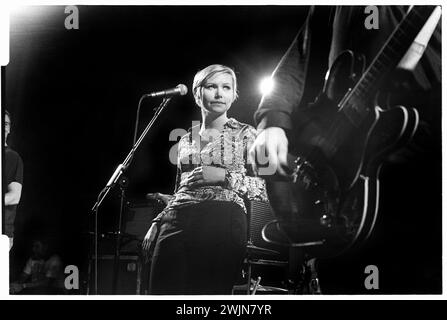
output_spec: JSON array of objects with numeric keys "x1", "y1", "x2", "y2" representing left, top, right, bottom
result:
[{"x1": 1, "y1": 4, "x2": 442, "y2": 297}]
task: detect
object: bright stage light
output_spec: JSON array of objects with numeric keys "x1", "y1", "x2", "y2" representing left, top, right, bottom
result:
[{"x1": 259, "y1": 77, "x2": 274, "y2": 96}]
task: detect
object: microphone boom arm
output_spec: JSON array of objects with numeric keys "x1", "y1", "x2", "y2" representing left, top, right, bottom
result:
[{"x1": 91, "y1": 96, "x2": 172, "y2": 213}]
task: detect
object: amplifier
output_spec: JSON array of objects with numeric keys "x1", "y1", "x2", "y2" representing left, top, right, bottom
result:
[
  {"x1": 91, "y1": 254, "x2": 144, "y2": 295},
  {"x1": 248, "y1": 201, "x2": 275, "y2": 247},
  {"x1": 247, "y1": 200, "x2": 288, "y2": 259}
]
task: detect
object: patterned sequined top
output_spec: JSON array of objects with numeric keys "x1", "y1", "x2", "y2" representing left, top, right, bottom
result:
[{"x1": 157, "y1": 118, "x2": 268, "y2": 219}]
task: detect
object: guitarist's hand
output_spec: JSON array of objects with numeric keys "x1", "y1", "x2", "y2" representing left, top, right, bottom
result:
[{"x1": 248, "y1": 127, "x2": 289, "y2": 177}]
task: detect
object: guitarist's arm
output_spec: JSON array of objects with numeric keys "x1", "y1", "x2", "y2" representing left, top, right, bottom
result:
[
  {"x1": 251, "y1": 8, "x2": 315, "y2": 177},
  {"x1": 253, "y1": 11, "x2": 311, "y2": 133}
]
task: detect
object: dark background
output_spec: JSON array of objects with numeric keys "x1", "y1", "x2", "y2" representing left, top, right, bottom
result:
[{"x1": 3, "y1": 6, "x2": 442, "y2": 294}]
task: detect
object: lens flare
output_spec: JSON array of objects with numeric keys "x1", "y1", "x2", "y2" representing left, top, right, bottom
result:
[{"x1": 259, "y1": 77, "x2": 274, "y2": 96}]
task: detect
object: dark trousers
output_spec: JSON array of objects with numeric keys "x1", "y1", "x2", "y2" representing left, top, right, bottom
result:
[{"x1": 149, "y1": 201, "x2": 247, "y2": 295}]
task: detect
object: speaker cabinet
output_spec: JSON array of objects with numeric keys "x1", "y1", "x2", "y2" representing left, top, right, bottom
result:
[
  {"x1": 248, "y1": 201, "x2": 275, "y2": 247},
  {"x1": 87, "y1": 254, "x2": 143, "y2": 295},
  {"x1": 247, "y1": 200, "x2": 289, "y2": 260}
]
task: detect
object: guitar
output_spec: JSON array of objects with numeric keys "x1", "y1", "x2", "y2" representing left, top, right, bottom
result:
[{"x1": 263, "y1": 6, "x2": 436, "y2": 258}]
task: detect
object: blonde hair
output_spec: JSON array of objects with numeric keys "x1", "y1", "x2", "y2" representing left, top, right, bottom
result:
[{"x1": 192, "y1": 64, "x2": 238, "y2": 106}]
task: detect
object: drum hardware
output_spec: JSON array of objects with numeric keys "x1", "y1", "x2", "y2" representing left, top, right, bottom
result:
[
  {"x1": 246, "y1": 243, "x2": 280, "y2": 256},
  {"x1": 306, "y1": 258, "x2": 322, "y2": 294},
  {"x1": 258, "y1": 220, "x2": 323, "y2": 294},
  {"x1": 233, "y1": 279, "x2": 289, "y2": 295},
  {"x1": 261, "y1": 219, "x2": 326, "y2": 248},
  {"x1": 245, "y1": 234, "x2": 282, "y2": 294},
  {"x1": 245, "y1": 259, "x2": 288, "y2": 267},
  {"x1": 251, "y1": 277, "x2": 262, "y2": 295}
]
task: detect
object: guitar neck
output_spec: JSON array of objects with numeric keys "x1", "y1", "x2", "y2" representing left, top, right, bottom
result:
[{"x1": 341, "y1": 6, "x2": 436, "y2": 126}]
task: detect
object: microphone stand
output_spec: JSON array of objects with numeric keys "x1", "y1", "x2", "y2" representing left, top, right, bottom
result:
[
  {"x1": 111, "y1": 175, "x2": 129, "y2": 294},
  {"x1": 90, "y1": 96, "x2": 173, "y2": 295}
]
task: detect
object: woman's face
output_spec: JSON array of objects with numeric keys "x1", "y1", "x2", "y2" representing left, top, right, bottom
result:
[{"x1": 199, "y1": 72, "x2": 235, "y2": 115}]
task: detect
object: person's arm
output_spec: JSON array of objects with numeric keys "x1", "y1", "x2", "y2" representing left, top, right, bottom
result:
[
  {"x1": 146, "y1": 192, "x2": 174, "y2": 205},
  {"x1": 5, "y1": 182, "x2": 22, "y2": 206},
  {"x1": 18, "y1": 255, "x2": 62, "y2": 290},
  {"x1": 251, "y1": 9, "x2": 313, "y2": 177},
  {"x1": 254, "y1": 8, "x2": 313, "y2": 131},
  {"x1": 182, "y1": 165, "x2": 226, "y2": 188},
  {"x1": 5, "y1": 152, "x2": 24, "y2": 205},
  {"x1": 170, "y1": 132, "x2": 228, "y2": 189},
  {"x1": 10, "y1": 272, "x2": 31, "y2": 294},
  {"x1": 12, "y1": 262, "x2": 52, "y2": 293}
]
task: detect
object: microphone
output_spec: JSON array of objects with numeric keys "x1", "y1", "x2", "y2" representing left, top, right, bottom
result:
[{"x1": 144, "y1": 84, "x2": 188, "y2": 98}]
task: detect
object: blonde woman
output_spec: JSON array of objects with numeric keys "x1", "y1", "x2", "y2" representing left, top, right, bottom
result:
[{"x1": 143, "y1": 64, "x2": 267, "y2": 294}]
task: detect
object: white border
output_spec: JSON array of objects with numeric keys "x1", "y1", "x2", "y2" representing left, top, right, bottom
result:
[{"x1": 0, "y1": 0, "x2": 444, "y2": 301}]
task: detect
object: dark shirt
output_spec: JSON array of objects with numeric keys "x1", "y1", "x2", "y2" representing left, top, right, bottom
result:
[{"x1": 3, "y1": 146, "x2": 24, "y2": 237}]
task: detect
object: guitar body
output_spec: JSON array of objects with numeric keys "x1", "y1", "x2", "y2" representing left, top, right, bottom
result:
[{"x1": 266, "y1": 51, "x2": 419, "y2": 258}]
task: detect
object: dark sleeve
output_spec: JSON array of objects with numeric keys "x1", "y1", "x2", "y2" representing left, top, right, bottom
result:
[
  {"x1": 254, "y1": 8, "x2": 313, "y2": 131},
  {"x1": 6, "y1": 150, "x2": 24, "y2": 185},
  {"x1": 14, "y1": 154, "x2": 24, "y2": 184}
]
